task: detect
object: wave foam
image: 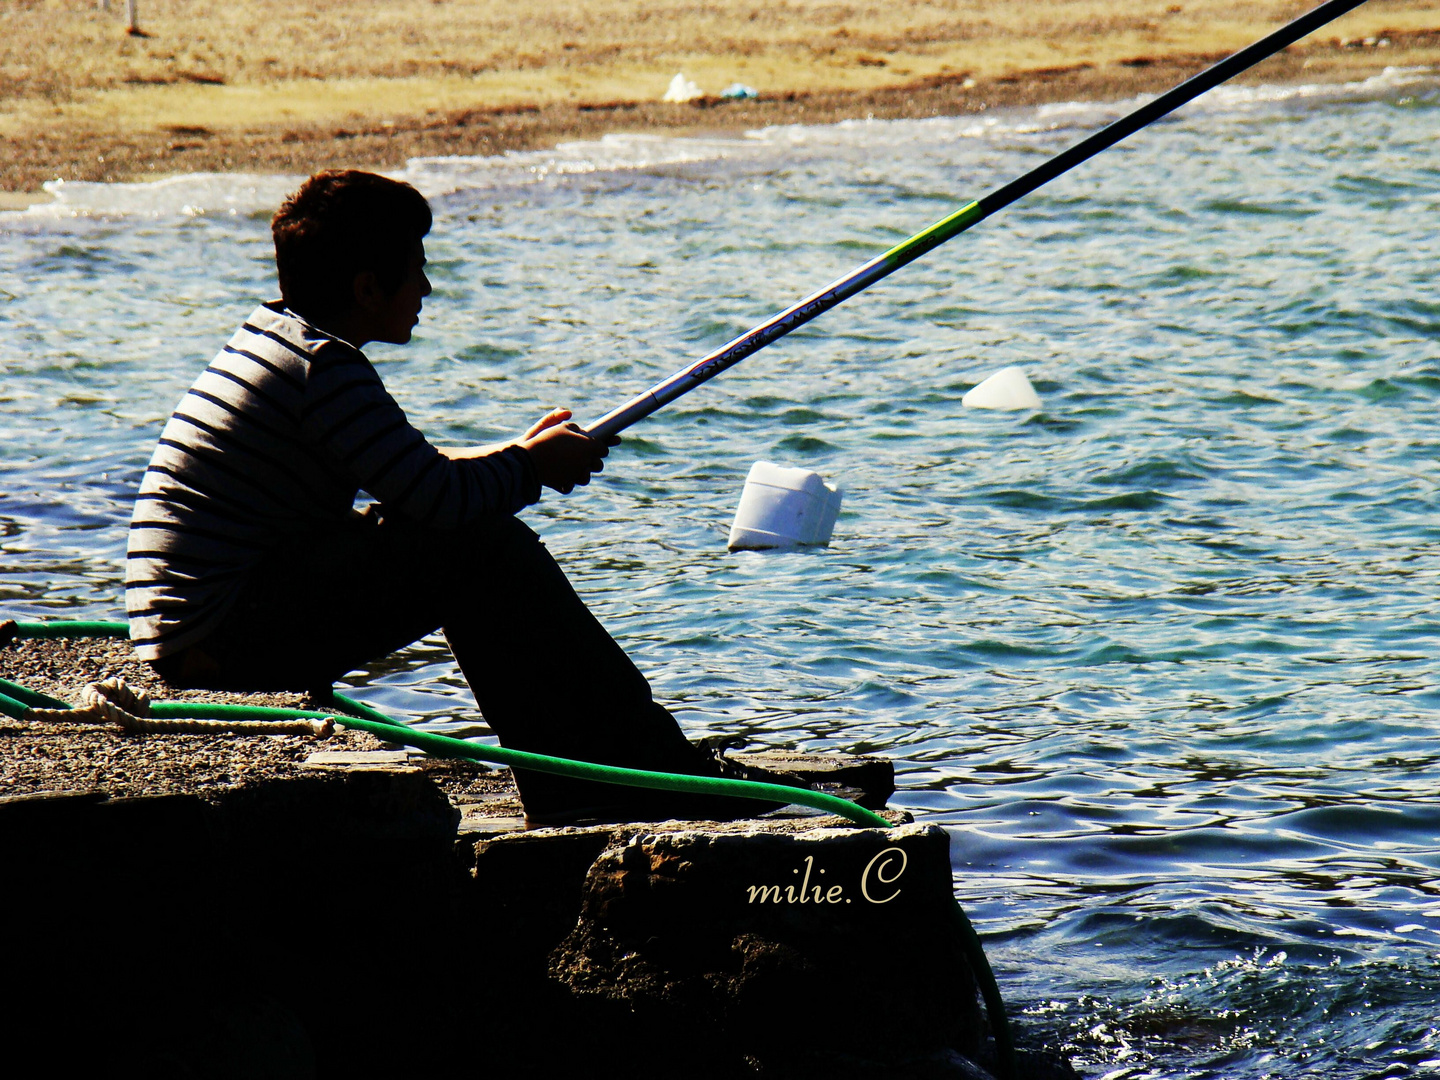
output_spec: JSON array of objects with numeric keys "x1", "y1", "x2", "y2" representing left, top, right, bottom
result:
[{"x1": 7, "y1": 66, "x2": 1433, "y2": 222}]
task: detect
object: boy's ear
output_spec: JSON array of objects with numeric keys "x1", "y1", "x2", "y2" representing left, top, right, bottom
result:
[{"x1": 351, "y1": 269, "x2": 383, "y2": 312}]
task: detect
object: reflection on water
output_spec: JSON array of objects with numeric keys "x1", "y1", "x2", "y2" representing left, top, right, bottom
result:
[{"x1": 3, "y1": 69, "x2": 1439, "y2": 1079}]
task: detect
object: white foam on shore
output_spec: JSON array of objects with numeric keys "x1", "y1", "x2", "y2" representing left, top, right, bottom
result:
[
  {"x1": 16, "y1": 171, "x2": 306, "y2": 221},
  {"x1": 7, "y1": 66, "x2": 1433, "y2": 222}
]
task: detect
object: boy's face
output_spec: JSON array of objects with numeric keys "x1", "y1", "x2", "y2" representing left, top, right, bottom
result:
[{"x1": 366, "y1": 239, "x2": 432, "y2": 345}]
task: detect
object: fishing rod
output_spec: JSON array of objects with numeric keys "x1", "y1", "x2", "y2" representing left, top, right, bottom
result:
[{"x1": 583, "y1": 0, "x2": 1371, "y2": 441}]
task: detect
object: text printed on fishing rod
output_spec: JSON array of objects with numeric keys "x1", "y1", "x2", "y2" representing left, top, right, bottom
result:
[{"x1": 743, "y1": 848, "x2": 907, "y2": 905}]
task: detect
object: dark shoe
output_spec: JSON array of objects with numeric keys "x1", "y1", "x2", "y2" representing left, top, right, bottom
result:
[{"x1": 700, "y1": 744, "x2": 807, "y2": 787}]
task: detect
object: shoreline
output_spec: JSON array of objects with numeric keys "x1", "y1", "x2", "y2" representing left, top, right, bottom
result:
[{"x1": 4, "y1": 25, "x2": 1436, "y2": 205}]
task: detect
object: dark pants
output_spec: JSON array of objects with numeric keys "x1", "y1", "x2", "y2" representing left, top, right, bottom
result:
[{"x1": 154, "y1": 510, "x2": 705, "y2": 810}]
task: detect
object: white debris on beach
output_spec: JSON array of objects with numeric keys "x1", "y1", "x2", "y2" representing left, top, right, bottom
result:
[{"x1": 662, "y1": 73, "x2": 705, "y2": 102}]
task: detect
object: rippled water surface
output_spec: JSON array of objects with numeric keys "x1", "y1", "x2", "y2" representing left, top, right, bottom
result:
[{"x1": 4, "y1": 70, "x2": 1439, "y2": 1078}]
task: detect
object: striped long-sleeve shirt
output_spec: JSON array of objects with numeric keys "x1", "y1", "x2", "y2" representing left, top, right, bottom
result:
[{"x1": 126, "y1": 301, "x2": 540, "y2": 660}]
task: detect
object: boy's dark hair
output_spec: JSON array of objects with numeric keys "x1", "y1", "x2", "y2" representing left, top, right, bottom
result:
[{"x1": 271, "y1": 170, "x2": 432, "y2": 321}]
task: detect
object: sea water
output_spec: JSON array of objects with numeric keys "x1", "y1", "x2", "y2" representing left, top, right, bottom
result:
[{"x1": 3, "y1": 68, "x2": 1438, "y2": 1078}]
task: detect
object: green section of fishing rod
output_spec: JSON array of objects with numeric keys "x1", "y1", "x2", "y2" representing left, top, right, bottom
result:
[
  {"x1": 584, "y1": 0, "x2": 1372, "y2": 441},
  {"x1": 875, "y1": 199, "x2": 985, "y2": 271}
]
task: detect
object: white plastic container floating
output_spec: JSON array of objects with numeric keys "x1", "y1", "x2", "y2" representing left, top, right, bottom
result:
[
  {"x1": 961, "y1": 365, "x2": 1042, "y2": 410},
  {"x1": 728, "y1": 462, "x2": 843, "y2": 551}
]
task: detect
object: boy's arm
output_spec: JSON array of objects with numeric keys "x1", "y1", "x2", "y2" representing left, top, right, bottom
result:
[
  {"x1": 438, "y1": 407, "x2": 571, "y2": 458},
  {"x1": 305, "y1": 344, "x2": 610, "y2": 513},
  {"x1": 438, "y1": 408, "x2": 617, "y2": 495},
  {"x1": 304, "y1": 342, "x2": 538, "y2": 521}
]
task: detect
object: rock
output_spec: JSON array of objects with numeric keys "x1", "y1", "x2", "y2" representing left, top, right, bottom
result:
[
  {"x1": 2, "y1": 632, "x2": 1066, "y2": 1077},
  {"x1": 0, "y1": 778, "x2": 1073, "y2": 1077},
  {"x1": 0, "y1": 771, "x2": 465, "y2": 1075},
  {"x1": 549, "y1": 822, "x2": 986, "y2": 1073},
  {"x1": 302, "y1": 748, "x2": 413, "y2": 769},
  {"x1": 457, "y1": 796, "x2": 526, "y2": 836},
  {"x1": 468, "y1": 823, "x2": 620, "y2": 970}
]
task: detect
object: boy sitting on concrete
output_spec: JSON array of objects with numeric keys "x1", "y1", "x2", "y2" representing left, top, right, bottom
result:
[{"x1": 126, "y1": 169, "x2": 768, "y2": 823}]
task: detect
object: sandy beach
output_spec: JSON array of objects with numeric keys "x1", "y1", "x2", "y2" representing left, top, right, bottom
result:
[{"x1": 1, "y1": 0, "x2": 1436, "y2": 204}]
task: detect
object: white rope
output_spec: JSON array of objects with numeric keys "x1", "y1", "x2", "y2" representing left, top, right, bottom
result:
[{"x1": 27, "y1": 677, "x2": 333, "y2": 737}]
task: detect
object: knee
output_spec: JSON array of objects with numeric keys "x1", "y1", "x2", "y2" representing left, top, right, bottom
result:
[{"x1": 454, "y1": 513, "x2": 542, "y2": 561}]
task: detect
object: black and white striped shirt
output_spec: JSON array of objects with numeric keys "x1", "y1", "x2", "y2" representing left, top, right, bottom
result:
[{"x1": 126, "y1": 301, "x2": 539, "y2": 660}]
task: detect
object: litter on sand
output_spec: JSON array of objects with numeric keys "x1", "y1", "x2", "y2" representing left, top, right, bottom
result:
[{"x1": 662, "y1": 73, "x2": 705, "y2": 103}]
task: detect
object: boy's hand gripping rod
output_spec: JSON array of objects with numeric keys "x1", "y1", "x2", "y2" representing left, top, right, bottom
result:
[{"x1": 583, "y1": 0, "x2": 1370, "y2": 442}]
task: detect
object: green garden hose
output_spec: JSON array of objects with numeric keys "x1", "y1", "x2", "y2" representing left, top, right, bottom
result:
[
  {"x1": 1, "y1": 617, "x2": 1015, "y2": 1078},
  {"x1": 9, "y1": 620, "x2": 131, "y2": 638}
]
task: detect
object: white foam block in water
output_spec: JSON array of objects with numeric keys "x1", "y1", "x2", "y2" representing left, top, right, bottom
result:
[
  {"x1": 728, "y1": 462, "x2": 843, "y2": 551},
  {"x1": 662, "y1": 73, "x2": 705, "y2": 103},
  {"x1": 962, "y1": 366, "x2": 1042, "y2": 410}
]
